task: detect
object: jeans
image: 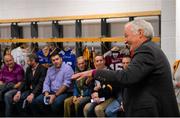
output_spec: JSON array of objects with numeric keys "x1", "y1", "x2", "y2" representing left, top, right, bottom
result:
[
  {"x1": 4, "y1": 89, "x2": 17, "y2": 116},
  {"x1": 31, "y1": 93, "x2": 70, "y2": 116},
  {"x1": 105, "y1": 99, "x2": 120, "y2": 117}
]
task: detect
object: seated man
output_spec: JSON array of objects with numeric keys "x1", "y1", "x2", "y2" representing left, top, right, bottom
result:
[
  {"x1": 64, "y1": 56, "x2": 92, "y2": 117},
  {"x1": 12, "y1": 53, "x2": 47, "y2": 116},
  {"x1": 0, "y1": 55, "x2": 24, "y2": 116},
  {"x1": 31, "y1": 53, "x2": 74, "y2": 116},
  {"x1": 105, "y1": 55, "x2": 131, "y2": 117},
  {"x1": 83, "y1": 54, "x2": 113, "y2": 117}
]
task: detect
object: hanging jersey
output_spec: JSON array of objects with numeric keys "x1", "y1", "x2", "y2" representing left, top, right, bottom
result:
[
  {"x1": 50, "y1": 47, "x2": 61, "y2": 56},
  {"x1": 11, "y1": 47, "x2": 29, "y2": 71},
  {"x1": 120, "y1": 47, "x2": 130, "y2": 56},
  {"x1": 105, "y1": 51, "x2": 123, "y2": 71},
  {"x1": 83, "y1": 46, "x2": 90, "y2": 69},
  {"x1": 59, "y1": 49, "x2": 76, "y2": 71},
  {"x1": 36, "y1": 50, "x2": 51, "y2": 65},
  {"x1": 83, "y1": 46, "x2": 90, "y2": 61},
  {"x1": 89, "y1": 47, "x2": 95, "y2": 69}
]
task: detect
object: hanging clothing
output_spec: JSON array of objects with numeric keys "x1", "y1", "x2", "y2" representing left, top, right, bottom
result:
[
  {"x1": 89, "y1": 47, "x2": 95, "y2": 69},
  {"x1": 104, "y1": 51, "x2": 123, "y2": 71},
  {"x1": 36, "y1": 49, "x2": 51, "y2": 65},
  {"x1": 11, "y1": 47, "x2": 29, "y2": 70},
  {"x1": 83, "y1": 46, "x2": 90, "y2": 61},
  {"x1": 59, "y1": 48, "x2": 76, "y2": 71}
]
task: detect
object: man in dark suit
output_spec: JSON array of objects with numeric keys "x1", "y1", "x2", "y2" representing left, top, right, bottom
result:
[
  {"x1": 11, "y1": 53, "x2": 47, "y2": 116},
  {"x1": 72, "y1": 19, "x2": 179, "y2": 116}
]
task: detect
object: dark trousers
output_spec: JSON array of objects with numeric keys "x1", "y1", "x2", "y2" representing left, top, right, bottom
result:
[
  {"x1": 0, "y1": 101, "x2": 5, "y2": 116},
  {"x1": 0, "y1": 84, "x2": 5, "y2": 116},
  {"x1": 77, "y1": 96, "x2": 91, "y2": 117},
  {"x1": 15, "y1": 90, "x2": 33, "y2": 116},
  {"x1": 86, "y1": 102, "x2": 98, "y2": 117}
]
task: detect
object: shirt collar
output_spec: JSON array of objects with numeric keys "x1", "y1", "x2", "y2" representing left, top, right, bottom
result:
[
  {"x1": 32, "y1": 64, "x2": 39, "y2": 71},
  {"x1": 135, "y1": 39, "x2": 151, "y2": 52}
]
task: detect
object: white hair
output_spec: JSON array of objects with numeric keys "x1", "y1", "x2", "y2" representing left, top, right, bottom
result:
[{"x1": 127, "y1": 19, "x2": 154, "y2": 40}]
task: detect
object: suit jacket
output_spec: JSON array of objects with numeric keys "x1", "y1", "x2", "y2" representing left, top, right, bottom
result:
[
  {"x1": 94, "y1": 40, "x2": 179, "y2": 116},
  {"x1": 19, "y1": 64, "x2": 47, "y2": 97}
]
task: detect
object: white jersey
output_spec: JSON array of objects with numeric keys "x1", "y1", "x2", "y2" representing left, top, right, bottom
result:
[{"x1": 11, "y1": 47, "x2": 29, "y2": 71}]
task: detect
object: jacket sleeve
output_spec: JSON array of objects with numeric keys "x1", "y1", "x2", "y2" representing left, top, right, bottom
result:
[
  {"x1": 18, "y1": 67, "x2": 29, "y2": 92},
  {"x1": 32, "y1": 67, "x2": 47, "y2": 96},
  {"x1": 94, "y1": 46, "x2": 155, "y2": 87}
]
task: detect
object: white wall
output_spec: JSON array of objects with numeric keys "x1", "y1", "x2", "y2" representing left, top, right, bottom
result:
[
  {"x1": 0, "y1": 0, "x2": 161, "y2": 19},
  {"x1": 176, "y1": 0, "x2": 180, "y2": 59},
  {"x1": 161, "y1": 0, "x2": 176, "y2": 65},
  {"x1": 0, "y1": 0, "x2": 161, "y2": 38},
  {"x1": 0, "y1": 0, "x2": 161, "y2": 50}
]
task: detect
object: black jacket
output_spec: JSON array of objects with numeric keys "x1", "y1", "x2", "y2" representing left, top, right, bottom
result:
[
  {"x1": 18, "y1": 64, "x2": 47, "y2": 97},
  {"x1": 94, "y1": 40, "x2": 179, "y2": 116}
]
